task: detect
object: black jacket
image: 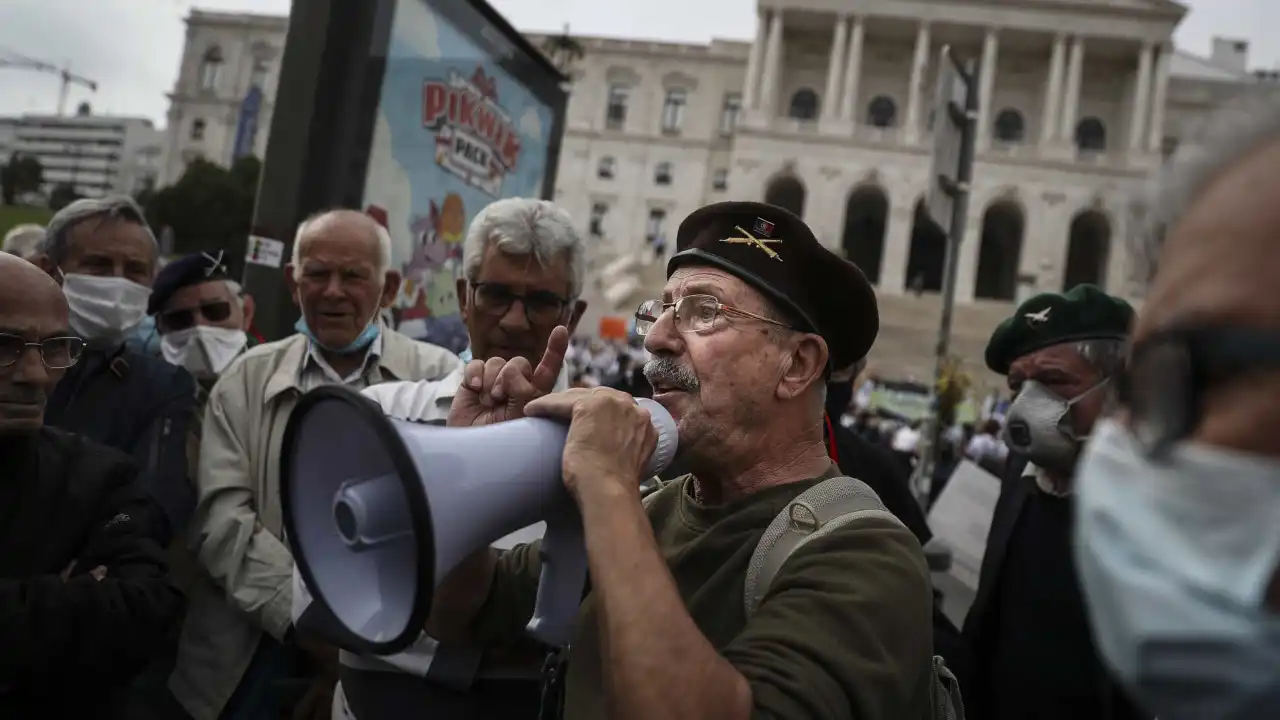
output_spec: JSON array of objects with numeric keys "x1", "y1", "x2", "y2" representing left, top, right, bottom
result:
[
  {"x1": 45, "y1": 344, "x2": 198, "y2": 544},
  {"x1": 0, "y1": 427, "x2": 184, "y2": 717}
]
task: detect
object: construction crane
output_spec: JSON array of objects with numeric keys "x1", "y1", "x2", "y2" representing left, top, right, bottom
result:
[{"x1": 0, "y1": 47, "x2": 99, "y2": 116}]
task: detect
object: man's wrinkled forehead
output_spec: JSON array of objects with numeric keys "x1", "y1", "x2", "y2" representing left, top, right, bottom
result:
[{"x1": 663, "y1": 267, "x2": 750, "y2": 304}]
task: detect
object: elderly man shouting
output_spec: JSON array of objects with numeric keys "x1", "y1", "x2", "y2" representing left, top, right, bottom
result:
[
  {"x1": 170, "y1": 209, "x2": 459, "y2": 720},
  {"x1": 418, "y1": 201, "x2": 937, "y2": 719}
]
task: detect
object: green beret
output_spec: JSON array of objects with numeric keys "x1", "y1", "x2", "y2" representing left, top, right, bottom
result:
[{"x1": 984, "y1": 284, "x2": 1134, "y2": 375}]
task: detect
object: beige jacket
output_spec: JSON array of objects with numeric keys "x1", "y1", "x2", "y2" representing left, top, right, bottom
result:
[{"x1": 169, "y1": 328, "x2": 460, "y2": 720}]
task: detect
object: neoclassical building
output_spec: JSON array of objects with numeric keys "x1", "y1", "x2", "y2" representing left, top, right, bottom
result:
[
  {"x1": 160, "y1": 1, "x2": 1273, "y2": 380},
  {"x1": 536, "y1": 0, "x2": 1274, "y2": 380}
]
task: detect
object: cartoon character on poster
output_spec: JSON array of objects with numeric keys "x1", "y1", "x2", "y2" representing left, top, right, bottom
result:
[{"x1": 359, "y1": 0, "x2": 555, "y2": 355}]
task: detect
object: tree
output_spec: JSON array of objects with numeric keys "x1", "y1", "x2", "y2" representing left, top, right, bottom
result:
[
  {"x1": 1, "y1": 153, "x2": 44, "y2": 205},
  {"x1": 49, "y1": 183, "x2": 84, "y2": 212},
  {"x1": 144, "y1": 155, "x2": 260, "y2": 259}
]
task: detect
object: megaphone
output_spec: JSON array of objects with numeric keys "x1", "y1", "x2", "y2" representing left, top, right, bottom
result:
[{"x1": 280, "y1": 385, "x2": 678, "y2": 656}]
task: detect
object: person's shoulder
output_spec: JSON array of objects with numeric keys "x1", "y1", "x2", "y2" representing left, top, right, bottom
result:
[
  {"x1": 39, "y1": 426, "x2": 136, "y2": 487},
  {"x1": 777, "y1": 493, "x2": 930, "y2": 591},
  {"x1": 384, "y1": 329, "x2": 462, "y2": 374},
  {"x1": 120, "y1": 347, "x2": 195, "y2": 391}
]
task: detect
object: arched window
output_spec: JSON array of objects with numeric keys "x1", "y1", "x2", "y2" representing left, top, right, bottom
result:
[
  {"x1": 199, "y1": 46, "x2": 224, "y2": 91},
  {"x1": 1075, "y1": 117, "x2": 1107, "y2": 152},
  {"x1": 994, "y1": 109, "x2": 1025, "y2": 143},
  {"x1": 867, "y1": 96, "x2": 897, "y2": 128},
  {"x1": 788, "y1": 89, "x2": 819, "y2": 121}
]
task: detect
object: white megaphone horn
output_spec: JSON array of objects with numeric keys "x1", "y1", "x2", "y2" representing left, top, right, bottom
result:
[{"x1": 280, "y1": 385, "x2": 678, "y2": 655}]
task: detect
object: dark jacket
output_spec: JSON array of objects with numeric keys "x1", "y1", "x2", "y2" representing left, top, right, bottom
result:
[
  {"x1": 45, "y1": 344, "x2": 198, "y2": 544},
  {"x1": 0, "y1": 427, "x2": 184, "y2": 717},
  {"x1": 962, "y1": 456, "x2": 1149, "y2": 720}
]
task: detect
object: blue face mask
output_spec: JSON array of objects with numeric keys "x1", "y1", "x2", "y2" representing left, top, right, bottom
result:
[
  {"x1": 458, "y1": 346, "x2": 473, "y2": 363},
  {"x1": 1075, "y1": 419, "x2": 1280, "y2": 719},
  {"x1": 294, "y1": 312, "x2": 381, "y2": 355}
]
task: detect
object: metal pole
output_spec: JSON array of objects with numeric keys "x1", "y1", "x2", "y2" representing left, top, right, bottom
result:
[{"x1": 913, "y1": 54, "x2": 979, "y2": 507}]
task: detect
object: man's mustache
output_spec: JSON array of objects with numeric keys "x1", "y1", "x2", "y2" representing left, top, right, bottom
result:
[{"x1": 643, "y1": 356, "x2": 700, "y2": 392}]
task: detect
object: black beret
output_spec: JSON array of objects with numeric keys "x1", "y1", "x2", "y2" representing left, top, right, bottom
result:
[
  {"x1": 984, "y1": 284, "x2": 1134, "y2": 375},
  {"x1": 666, "y1": 201, "x2": 878, "y2": 369},
  {"x1": 148, "y1": 251, "x2": 230, "y2": 315}
]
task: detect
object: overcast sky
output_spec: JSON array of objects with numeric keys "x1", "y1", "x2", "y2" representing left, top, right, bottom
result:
[{"x1": 0, "y1": 0, "x2": 1275, "y2": 125}]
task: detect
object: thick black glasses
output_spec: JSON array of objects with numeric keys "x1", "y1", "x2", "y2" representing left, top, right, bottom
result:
[
  {"x1": 1118, "y1": 325, "x2": 1280, "y2": 458},
  {"x1": 472, "y1": 283, "x2": 570, "y2": 325},
  {"x1": 160, "y1": 301, "x2": 233, "y2": 333}
]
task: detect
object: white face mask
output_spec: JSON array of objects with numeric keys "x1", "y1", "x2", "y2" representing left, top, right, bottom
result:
[
  {"x1": 1075, "y1": 419, "x2": 1280, "y2": 719},
  {"x1": 160, "y1": 325, "x2": 247, "y2": 377},
  {"x1": 62, "y1": 272, "x2": 150, "y2": 345}
]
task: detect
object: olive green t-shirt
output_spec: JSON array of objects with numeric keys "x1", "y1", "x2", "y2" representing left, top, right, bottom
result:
[{"x1": 470, "y1": 468, "x2": 935, "y2": 720}]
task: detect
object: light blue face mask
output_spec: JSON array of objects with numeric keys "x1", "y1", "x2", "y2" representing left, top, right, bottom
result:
[
  {"x1": 1075, "y1": 419, "x2": 1280, "y2": 719},
  {"x1": 294, "y1": 312, "x2": 381, "y2": 355},
  {"x1": 458, "y1": 346, "x2": 473, "y2": 363}
]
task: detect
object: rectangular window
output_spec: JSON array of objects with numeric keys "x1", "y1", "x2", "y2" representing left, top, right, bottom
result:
[
  {"x1": 662, "y1": 88, "x2": 687, "y2": 134},
  {"x1": 606, "y1": 85, "x2": 629, "y2": 130},
  {"x1": 654, "y1": 162, "x2": 673, "y2": 186},
  {"x1": 646, "y1": 208, "x2": 668, "y2": 254},
  {"x1": 712, "y1": 168, "x2": 728, "y2": 191},
  {"x1": 590, "y1": 202, "x2": 608, "y2": 236},
  {"x1": 720, "y1": 93, "x2": 742, "y2": 135}
]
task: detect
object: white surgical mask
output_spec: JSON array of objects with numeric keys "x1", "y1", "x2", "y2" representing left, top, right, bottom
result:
[
  {"x1": 1075, "y1": 419, "x2": 1280, "y2": 719},
  {"x1": 161, "y1": 325, "x2": 247, "y2": 377},
  {"x1": 62, "y1": 272, "x2": 150, "y2": 345}
]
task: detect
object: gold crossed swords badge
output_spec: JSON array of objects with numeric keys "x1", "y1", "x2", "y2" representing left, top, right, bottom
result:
[{"x1": 720, "y1": 224, "x2": 783, "y2": 262}]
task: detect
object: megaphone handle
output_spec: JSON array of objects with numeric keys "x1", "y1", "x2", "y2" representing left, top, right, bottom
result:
[{"x1": 526, "y1": 505, "x2": 587, "y2": 648}]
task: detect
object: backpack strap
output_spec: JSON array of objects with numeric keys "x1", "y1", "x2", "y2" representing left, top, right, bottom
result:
[{"x1": 744, "y1": 475, "x2": 901, "y2": 618}]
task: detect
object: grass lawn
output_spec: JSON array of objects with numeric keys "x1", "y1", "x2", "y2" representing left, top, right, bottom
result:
[{"x1": 0, "y1": 204, "x2": 54, "y2": 238}]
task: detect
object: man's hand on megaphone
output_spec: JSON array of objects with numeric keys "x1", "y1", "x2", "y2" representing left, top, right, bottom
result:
[
  {"x1": 524, "y1": 387, "x2": 657, "y2": 503},
  {"x1": 447, "y1": 326, "x2": 569, "y2": 427}
]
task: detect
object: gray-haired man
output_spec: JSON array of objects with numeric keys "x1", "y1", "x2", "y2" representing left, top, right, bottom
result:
[{"x1": 33, "y1": 196, "x2": 198, "y2": 547}]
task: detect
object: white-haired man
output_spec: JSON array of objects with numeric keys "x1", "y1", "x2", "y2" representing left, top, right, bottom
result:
[
  {"x1": 169, "y1": 209, "x2": 460, "y2": 720},
  {"x1": 291, "y1": 197, "x2": 587, "y2": 720},
  {"x1": 1074, "y1": 99, "x2": 1280, "y2": 719},
  {"x1": 2, "y1": 223, "x2": 44, "y2": 260}
]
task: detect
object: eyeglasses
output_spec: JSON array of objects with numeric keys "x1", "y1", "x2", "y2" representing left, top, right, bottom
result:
[
  {"x1": 1118, "y1": 325, "x2": 1280, "y2": 458},
  {"x1": 634, "y1": 294, "x2": 792, "y2": 336},
  {"x1": 471, "y1": 283, "x2": 570, "y2": 325},
  {"x1": 159, "y1": 301, "x2": 233, "y2": 333},
  {"x1": 0, "y1": 333, "x2": 85, "y2": 370}
]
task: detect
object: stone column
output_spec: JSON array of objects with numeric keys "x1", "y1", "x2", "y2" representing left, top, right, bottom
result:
[
  {"x1": 839, "y1": 16, "x2": 865, "y2": 123},
  {"x1": 742, "y1": 9, "x2": 768, "y2": 110},
  {"x1": 822, "y1": 16, "x2": 849, "y2": 120},
  {"x1": 1146, "y1": 44, "x2": 1171, "y2": 153},
  {"x1": 759, "y1": 10, "x2": 785, "y2": 118},
  {"x1": 1058, "y1": 35, "x2": 1085, "y2": 145},
  {"x1": 1040, "y1": 34, "x2": 1066, "y2": 144},
  {"x1": 905, "y1": 22, "x2": 931, "y2": 144},
  {"x1": 880, "y1": 203, "x2": 913, "y2": 295},
  {"x1": 976, "y1": 28, "x2": 1000, "y2": 152},
  {"x1": 1127, "y1": 42, "x2": 1154, "y2": 152}
]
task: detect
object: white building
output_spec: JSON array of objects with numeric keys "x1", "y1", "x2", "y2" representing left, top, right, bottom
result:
[
  {"x1": 157, "y1": 10, "x2": 287, "y2": 186},
  {"x1": 2, "y1": 106, "x2": 164, "y2": 198},
  {"x1": 160, "y1": 2, "x2": 1276, "y2": 380}
]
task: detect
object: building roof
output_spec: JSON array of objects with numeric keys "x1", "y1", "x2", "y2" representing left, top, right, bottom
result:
[{"x1": 1170, "y1": 49, "x2": 1250, "y2": 83}]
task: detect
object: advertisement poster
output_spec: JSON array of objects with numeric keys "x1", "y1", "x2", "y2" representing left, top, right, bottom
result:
[{"x1": 361, "y1": 0, "x2": 557, "y2": 353}]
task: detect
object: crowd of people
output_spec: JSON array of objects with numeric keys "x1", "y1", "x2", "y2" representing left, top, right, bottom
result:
[{"x1": 1, "y1": 92, "x2": 1278, "y2": 720}]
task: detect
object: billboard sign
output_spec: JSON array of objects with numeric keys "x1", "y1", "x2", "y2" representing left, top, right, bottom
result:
[{"x1": 360, "y1": 0, "x2": 565, "y2": 353}]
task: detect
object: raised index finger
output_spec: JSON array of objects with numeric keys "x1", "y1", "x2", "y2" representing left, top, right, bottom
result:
[{"x1": 531, "y1": 325, "x2": 570, "y2": 393}]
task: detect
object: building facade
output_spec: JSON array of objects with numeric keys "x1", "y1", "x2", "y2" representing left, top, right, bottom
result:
[
  {"x1": 157, "y1": 10, "x2": 288, "y2": 186},
  {"x1": 2, "y1": 107, "x2": 163, "y2": 198},
  {"x1": 159, "y1": 1, "x2": 1273, "y2": 379}
]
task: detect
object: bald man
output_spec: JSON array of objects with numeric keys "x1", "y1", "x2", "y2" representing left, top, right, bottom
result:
[
  {"x1": 0, "y1": 254, "x2": 182, "y2": 717},
  {"x1": 170, "y1": 209, "x2": 459, "y2": 720}
]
